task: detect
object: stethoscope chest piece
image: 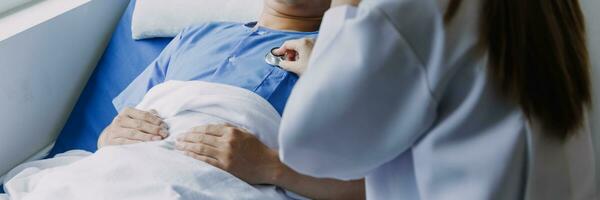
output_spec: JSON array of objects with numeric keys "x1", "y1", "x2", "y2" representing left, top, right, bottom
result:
[{"x1": 265, "y1": 47, "x2": 285, "y2": 67}]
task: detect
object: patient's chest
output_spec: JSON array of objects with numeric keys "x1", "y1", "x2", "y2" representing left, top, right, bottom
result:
[{"x1": 161, "y1": 22, "x2": 316, "y2": 113}]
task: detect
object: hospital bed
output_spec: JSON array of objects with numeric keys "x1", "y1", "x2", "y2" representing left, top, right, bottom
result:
[
  {"x1": 47, "y1": 0, "x2": 172, "y2": 156},
  {"x1": 0, "y1": 0, "x2": 170, "y2": 193},
  {"x1": 1, "y1": 0, "x2": 600, "y2": 195}
]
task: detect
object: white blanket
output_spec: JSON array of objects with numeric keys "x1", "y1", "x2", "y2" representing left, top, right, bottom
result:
[{"x1": 2, "y1": 81, "x2": 287, "y2": 200}]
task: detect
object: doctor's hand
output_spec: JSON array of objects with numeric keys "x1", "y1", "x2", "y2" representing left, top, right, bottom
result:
[
  {"x1": 97, "y1": 107, "x2": 169, "y2": 148},
  {"x1": 273, "y1": 38, "x2": 315, "y2": 76},
  {"x1": 176, "y1": 124, "x2": 282, "y2": 185},
  {"x1": 332, "y1": 0, "x2": 361, "y2": 7}
]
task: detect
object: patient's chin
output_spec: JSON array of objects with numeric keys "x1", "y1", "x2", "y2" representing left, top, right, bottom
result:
[{"x1": 266, "y1": 0, "x2": 329, "y2": 18}]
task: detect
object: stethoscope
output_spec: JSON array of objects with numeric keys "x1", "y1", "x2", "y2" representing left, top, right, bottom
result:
[{"x1": 265, "y1": 47, "x2": 286, "y2": 68}]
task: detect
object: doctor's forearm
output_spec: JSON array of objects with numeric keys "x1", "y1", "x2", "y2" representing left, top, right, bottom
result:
[
  {"x1": 272, "y1": 164, "x2": 365, "y2": 200},
  {"x1": 331, "y1": 0, "x2": 361, "y2": 8}
]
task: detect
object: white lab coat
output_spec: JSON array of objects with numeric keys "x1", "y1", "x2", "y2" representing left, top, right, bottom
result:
[{"x1": 279, "y1": 0, "x2": 598, "y2": 199}]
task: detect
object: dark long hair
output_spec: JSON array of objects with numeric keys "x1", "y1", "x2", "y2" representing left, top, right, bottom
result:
[{"x1": 446, "y1": 0, "x2": 592, "y2": 139}]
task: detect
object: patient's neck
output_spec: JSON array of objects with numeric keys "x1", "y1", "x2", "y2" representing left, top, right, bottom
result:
[{"x1": 257, "y1": 7, "x2": 322, "y2": 32}]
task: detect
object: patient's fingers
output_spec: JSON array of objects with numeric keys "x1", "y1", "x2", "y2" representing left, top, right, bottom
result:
[
  {"x1": 176, "y1": 141, "x2": 221, "y2": 158},
  {"x1": 178, "y1": 133, "x2": 220, "y2": 148},
  {"x1": 115, "y1": 128, "x2": 162, "y2": 141},
  {"x1": 184, "y1": 152, "x2": 222, "y2": 168},
  {"x1": 112, "y1": 138, "x2": 142, "y2": 145},
  {"x1": 123, "y1": 107, "x2": 163, "y2": 126},
  {"x1": 149, "y1": 109, "x2": 161, "y2": 118},
  {"x1": 190, "y1": 124, "x2": 229, "y2": 137},
  {"x1": 117, "y1": 116, "x2": 168, "y2": 137}
]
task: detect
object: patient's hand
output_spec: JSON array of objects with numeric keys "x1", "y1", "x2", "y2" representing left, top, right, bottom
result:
[
  {"x1": 175, "y1": 124, "x2": 282, "y2": 185},
  {"x1": 98, "y1": 107, "x2": 169, "y2": 148}
]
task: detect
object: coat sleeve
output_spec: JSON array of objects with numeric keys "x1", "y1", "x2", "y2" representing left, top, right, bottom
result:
[{"x1": 279, "y1": 0, "x2": 444, "y2": 180}]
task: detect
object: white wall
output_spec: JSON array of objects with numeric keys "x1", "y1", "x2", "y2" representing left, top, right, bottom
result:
[
  {"x1": 581, "y1": 0, "x2": 600, "y2": 189},
  {"x1": 0, "y1": 0, "x2": 36, "y2": 14},
  {"x1": 0, "y1": 0, "x2": 129, "y2": 176}
]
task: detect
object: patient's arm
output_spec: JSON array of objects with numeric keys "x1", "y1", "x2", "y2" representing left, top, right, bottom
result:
[
  {"x1": 176, "y1": 124, "x2": 365, "y2": 200},
  {"x1": 98, "y1": 107, "x2": 169, "y2": 148}
]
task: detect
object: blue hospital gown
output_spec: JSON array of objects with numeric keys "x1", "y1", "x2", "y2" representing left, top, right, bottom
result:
[{"x1": 113, "y1": 22, "x2": 318, "y2": 114}]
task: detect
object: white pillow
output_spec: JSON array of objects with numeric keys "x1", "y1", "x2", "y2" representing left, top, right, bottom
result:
[{"x1": 132, "y1": 0, "x2": 264, "y2": 40}]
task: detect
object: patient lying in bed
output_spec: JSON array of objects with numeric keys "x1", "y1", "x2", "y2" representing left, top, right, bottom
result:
[
  {"x1": 4, "y1": 81, "x2": 284, "y2": 200},
  {"x1": 2, "y1": 0, "x2": 364, "y2": 200}
]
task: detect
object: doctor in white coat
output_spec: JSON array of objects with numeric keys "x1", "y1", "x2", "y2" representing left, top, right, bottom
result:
[{"x1": 274, "y1": 0, "x2": 598, "y2": 199}]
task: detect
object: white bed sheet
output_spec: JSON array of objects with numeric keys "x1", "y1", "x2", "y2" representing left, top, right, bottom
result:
[{"x1": 2, "y1": 81, "x2": 288, "y2": 200}]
